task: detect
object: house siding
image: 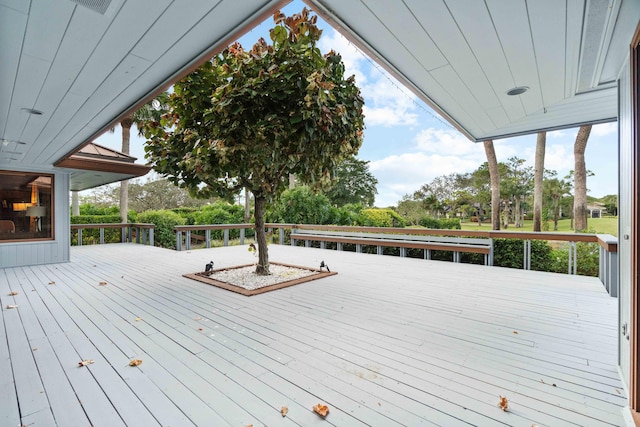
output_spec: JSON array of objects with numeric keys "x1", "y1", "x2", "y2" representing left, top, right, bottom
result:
[{"x1": 0, "y1": 168, "x2": 70, "y2": 268}]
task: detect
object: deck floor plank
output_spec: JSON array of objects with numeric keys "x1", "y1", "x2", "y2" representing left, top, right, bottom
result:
[{"x1": 0, "y1": 243, "x2": 628, "y2": 426}]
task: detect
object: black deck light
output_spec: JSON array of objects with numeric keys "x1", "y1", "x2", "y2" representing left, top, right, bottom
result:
[
  {"x1": 320, "y1": 260, "x2": 330, "y2": 272},
  {"x1": 205, "y1": 261, "x2": 214, "y2": 272}
]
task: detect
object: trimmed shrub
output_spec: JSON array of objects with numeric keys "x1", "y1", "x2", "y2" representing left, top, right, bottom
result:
[
  {"x1": 137, "y1": 210, "x2": 185, "y2": 249},
  {"x1": 357, "y1": 208, "x2": 406, "y2": 228},
  {"x1": 418, "y1": 216, "x2": 461, "y2": 230},
  {"x1": 550, "y1": 242, "x2": 599, "y2": 277},
  {"x1": 267, "y1": 187, "x2": 333, "y2": 225},
  {"x1": 492, "y1": 238, "x2": 553, "y2": 271},
  {"x1": 70, "y1": 214, "x2": 122, "y2": 245}
]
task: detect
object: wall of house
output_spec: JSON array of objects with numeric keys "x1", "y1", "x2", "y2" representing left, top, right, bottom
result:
[
  {"x1": 0, "y1": 167, "x2": 70, "y2": 268},
  {"x1": 618, "y1": 59, "x2": 632, "y2": 388}
]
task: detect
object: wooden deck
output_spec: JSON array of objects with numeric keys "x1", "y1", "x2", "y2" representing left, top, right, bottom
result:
[{"x1": 0, "y1": 243, "x2": 627, "y2": 426}]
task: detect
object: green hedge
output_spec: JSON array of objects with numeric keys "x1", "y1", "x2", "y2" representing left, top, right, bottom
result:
[
  {"x1": 70, "y1": 214, "x2": 122, "y2": 245},
  {"x1": 492, "y1": 238, "x2": 553, "y2": 272},
  {"x1": 137, "y1": 210, "x2": 185, "y2": 249},
  {"x1": 418, "y1": 216, "x2": 461, "y2": 229},
  {"x1": 356, "y1": 208, "x2": 406, "y2": 228}
]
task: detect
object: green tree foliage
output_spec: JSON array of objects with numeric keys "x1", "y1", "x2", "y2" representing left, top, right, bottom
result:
[
  {"x1": 323, "y1": 156, "x2": 378, "y2": 207},
  {"x1": 136, "y1": 210, "x2": 185, "y2": 249},
  {"x1": 418, "y1": 216, "x2": 461, "y2": 229},
  {"x1": 396, "y1": 195, "x2": 424, "y2": 225},
  {"x1": 142, "y1": 9, "x2": 364, "y2": 274},
  {"x1": 127, "y1": 178, "x2": 215, "y2": 212}
]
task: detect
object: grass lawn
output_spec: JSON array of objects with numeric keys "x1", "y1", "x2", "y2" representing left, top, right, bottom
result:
[{"x1": 460, "y1": 216, "x2": 618, "y2": 236}]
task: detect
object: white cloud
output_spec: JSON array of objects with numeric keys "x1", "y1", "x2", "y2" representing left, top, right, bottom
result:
[
  {"x1": 320, "y1": 29, "x2": 420, "y2": 128},
  {"x1": 591, "y1": 122, "x2": 617, "y2": 137}
]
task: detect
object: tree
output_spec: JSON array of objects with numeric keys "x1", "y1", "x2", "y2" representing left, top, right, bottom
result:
[
  {"x1": 573, "y1": 125, "x2": 592, "y2": 231},
  {"x1": 483, "y1": 140, "x2": 500, "y2": 230},
  {"x1": 118, "y1": 92, "x2": 170, "y2": 222},
  {"x1": 502, "y1": 157, "x2": 533, "y2": 228},
  {"x1": 543, "y1": 173, "x2": 571, "y2": 230},
  {"x1": 126, "y1": 178, "x2": 215, "y2": 212},
  {"x1": 323, "y1": 156, "x2": 378, "y2": 207},
  {"x1": 533, "y1": 132, "x2": 546, "y2": 231},
  {"x1": 142, "y1": 9, "x2": 364, "y2": 274}
]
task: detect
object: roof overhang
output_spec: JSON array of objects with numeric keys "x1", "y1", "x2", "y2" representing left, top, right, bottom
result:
[
  {"x1": 55, "y1": 143, "x2": 151, "y2": 191},
  {"x1": 1, "y1": 0, "x2": 639, "y2": 170}
]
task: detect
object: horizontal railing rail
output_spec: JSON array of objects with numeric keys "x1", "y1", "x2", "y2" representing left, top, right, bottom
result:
[
  {"x1": 71, "y1": 223, "x2": 155, "y2": 246},
  {"x1": 171, "y1": 223, "x2": 618, "y2": 297}
]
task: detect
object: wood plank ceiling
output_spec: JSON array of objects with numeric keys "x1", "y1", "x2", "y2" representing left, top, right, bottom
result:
[
  {"x1": 306, "y1": 0, "x2": 640, "y2": 141},
  {"x1": 1, "y1": 0, "x2": 639, "y2": 181}
]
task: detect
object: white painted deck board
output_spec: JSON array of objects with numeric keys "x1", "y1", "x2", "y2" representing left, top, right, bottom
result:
[{"x1": 0, "y1": 243, "x2": 628, "y2": 426}]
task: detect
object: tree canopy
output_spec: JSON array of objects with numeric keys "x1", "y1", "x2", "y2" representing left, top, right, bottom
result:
[
  {"x1": 323, "y1": 156, "x2": 378, "y2": 207},
  {"x1": 142, "y1": 8, "x2": 365, "y2": 273}
]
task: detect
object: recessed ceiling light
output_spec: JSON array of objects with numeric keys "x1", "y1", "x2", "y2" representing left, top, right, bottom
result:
[
  {"x1": 506, "y1": 86, "x2": 529, "y2": 96},
  {"x1": 21, "y1": 108, "x2": 44, "y2": 115}
]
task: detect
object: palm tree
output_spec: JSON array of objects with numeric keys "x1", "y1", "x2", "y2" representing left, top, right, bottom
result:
[
  {"x1": 533, "y1": 132, "x2": 546, "y2": 231},
  {"x1": 483, "y1": 140, "x2": 500, "y2": 230},
  {"x1": 544, "y1": 177, "x2": 571, "y2": 230},
  {"x1": 118, "y1": 92, "x2": 170, "y2": 222},
  {"x1": 573, "y1": 125, "x2": 592, "y2": 231}
]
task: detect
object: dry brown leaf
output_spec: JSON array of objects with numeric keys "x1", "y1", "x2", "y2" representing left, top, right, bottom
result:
[
  {"x1": 8, "y1": 291, "x2": 18, "y2": 296},
  {"x1": 280, "y1": 406, "x2": 288, "y2": 417},
  {"x1": 135, "y1": 317, "x2": 142, "y2": 322},
  {"x1": 6, "y1": 304, "x2": 18, "y2": 309},
  {"x1": 129, "y1": 359, "x2": 143, "y2": 367},
  {"x1": 245, "y1": 425, "x2": 253, "y2": 427},
  {"x1": 498, "y1": 396, "x2": 509, "y2": 412},
  {"x1": 552, "y1": 383, "x2": 556, "y2": 387},
  {"x1": 195, "y1": 316, "x2": 202, "y2": 321},
  {"x1": 99, "y1": 281, "x2": 108, "y2": 286},
  {"x1": 512, "y1": 331, "x2": 518, "y2": 334},
  {"x1": 313, "y1": 403, "x2": 329, "y2": 417},
  {"x1": 198, "y1": 327, "x2": 204, "y2": 331},
  {"x1": 48, "y1": 281, "x2": 55, "y2": 285},
  {"x1": 32, "y1": 347, "x2": 38, "y2": 352},
  {"x1": 78, "y1": 359, "x2": 94, "y2": 367}
]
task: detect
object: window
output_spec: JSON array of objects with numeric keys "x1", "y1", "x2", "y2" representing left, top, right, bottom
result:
[{"x1": 0, "y1": 171, "x2": 53, "y2": 241}]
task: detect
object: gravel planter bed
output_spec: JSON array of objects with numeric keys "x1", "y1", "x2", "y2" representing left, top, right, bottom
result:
[{"x1": 184, "y1": 261, "x2": 336, "y2": 296}]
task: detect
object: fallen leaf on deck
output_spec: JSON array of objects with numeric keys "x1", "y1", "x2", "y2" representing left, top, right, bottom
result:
[
  {"x1": 498, "y1": 396, "x2": 509, "y2": 412},
  {"x1": 78, "y1": 360, "x2": 94, "y2": 367},
  {"x1": 552, "y1": 383, "x2": 556, "y2": 387},
  {"x1": 129, "y1": 359, "x2": 143, "y2": 367},
  {"x1": 6, "y1": 305, "x2": 18, "y2": 309},
  {"x1": 135, "y1": 317, "x2": 142, "y2": 322},
  {"x1": 48, "y1": 281, "x2": 55, "y2": 285},
  {"x1": 8, "y1": 291, "x2": 18, "y2": 296},
  {"x1": 32, "y1": 347, "x2": 38, "y2": 351},
  {"x1": 512, "y1": 331, "x2": 518, "y2": 334},
  {"x1": 99, "y1": 281, "x2": 107, "y2": 285},
  {"x1": 281, "y1": 406, "x2": 288, "y2": 417},
  {"x1": 245, "y1": 425, "x2": 252, "y2": 427},
  {"x1": 198, "y1": 328, "x2": 204, "y2": 331},
  {"x1": 313, "y1": 403, "x2": 329, "y2": 417},
  {"x1": 195, "y1": 316, "x2": 202, "y2": 320},
  {"x1": 616, "y1": 388, "x2": 622, "y2": 395}
]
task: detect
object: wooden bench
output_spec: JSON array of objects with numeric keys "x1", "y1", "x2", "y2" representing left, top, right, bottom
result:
[{"x1": 290, "y1": 228, "x2": 493, "y2": 265}]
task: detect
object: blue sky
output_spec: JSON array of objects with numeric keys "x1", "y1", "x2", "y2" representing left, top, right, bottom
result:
[{"x1": 95, "y1": 1, "x2": 618, "y2": 207}]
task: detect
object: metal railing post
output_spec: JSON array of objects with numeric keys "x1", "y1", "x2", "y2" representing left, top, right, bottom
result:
[
  {"x1": 205, "y1": 230, "x2": 211, "y2": 248},
  {"x1": 99, "y1": 227, "x2": 104, "y2": 245},
  {"x1": 279, "y1": 228, "x2": 285, "y2": 245},
  {"x1": 240, "y1": 228, "x2": 245, "y2": 245},
  {"x1": 224, "y1": 229, "x2": 229, "y2": 246},
  {"x1": 185, "y1": 230, "x2": 191, "y2": 251},
  {"x1": 78, "y1": 229, "x2": 83, "y2": 246},
  {"x1": 149, "y1": 228, "x2": 154, "y2": 246}
]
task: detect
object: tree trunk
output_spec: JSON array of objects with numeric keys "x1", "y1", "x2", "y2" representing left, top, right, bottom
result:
[
  {"x1": 71, "y1": 190, "x2": 80, "y2": 216},
  {"x1": 254, "y1": 196, "x2": 270, "y2": 275},
  {"x1": 533, "y1": 132, "x2": 546, "y2": 231},
  {"x1": 244, "y1": 188, "x2": 251, "y2": 222},
  {"x1": 514, "y1": 196, "x2": 521, "y2": 228},
  {"x1": 120, "y1": 119, "x2": 133, "y2": 223},
  {"x1": 483, "y1": 140, "x2": 501, "y2": 230},
  {"x1": 553, "y1": 195, "x2": 560, "y2": 231},
  {"x1": 573, "y1": 125, "x2": 591, "y2": 231}
]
